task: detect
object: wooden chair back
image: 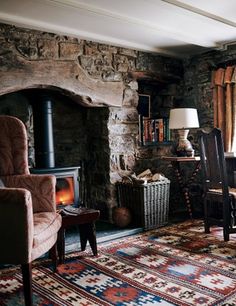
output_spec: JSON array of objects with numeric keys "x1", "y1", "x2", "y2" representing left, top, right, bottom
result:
[{"x1": 198, "y1": 128, "x2": 229, "y2": 196}]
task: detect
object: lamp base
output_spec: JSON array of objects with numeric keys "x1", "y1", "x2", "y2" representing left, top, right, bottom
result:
[{"x1": 176, "y1": 129, "x2": 194, "y2": 157}]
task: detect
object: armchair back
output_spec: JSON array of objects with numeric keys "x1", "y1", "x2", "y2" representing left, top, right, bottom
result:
[{"x1": 0, "y1": 115, "x2": 29, "y2": 176}]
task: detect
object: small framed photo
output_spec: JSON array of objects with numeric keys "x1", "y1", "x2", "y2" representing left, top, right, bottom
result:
[{"x1": 137, "y1": 94, "x2": 150, "y2": 118}]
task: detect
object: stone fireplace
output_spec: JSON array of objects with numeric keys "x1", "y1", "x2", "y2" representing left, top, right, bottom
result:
[
  {"x1": 0, "y1": 88, "x2": 124, "y2": 221},
  {"x1": 0, "y1": 23, "x2": 184, "y2": 222}
]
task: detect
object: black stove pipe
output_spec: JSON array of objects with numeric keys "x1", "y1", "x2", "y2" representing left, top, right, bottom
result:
[{"x1": 31, "y1": 92, "x2": 55, "y2": 168}]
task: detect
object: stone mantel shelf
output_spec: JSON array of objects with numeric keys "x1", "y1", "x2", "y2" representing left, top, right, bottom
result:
[{"x1": 0, "y1": 58, "x2": 124, "y2": 107}]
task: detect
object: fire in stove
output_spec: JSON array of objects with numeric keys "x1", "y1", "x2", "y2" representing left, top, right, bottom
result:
[
  {"x1": 30, "y1": 166, "x2": 80, "y2": 208},
  {"x1": 56, "y1": 177, "x2": 75, "y2": 205}
]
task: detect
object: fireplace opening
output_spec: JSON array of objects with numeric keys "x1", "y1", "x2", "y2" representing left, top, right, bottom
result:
[
  {"x1": 0, "y1": 88, "x2": 114, "y2": 220},
  {"x1": 30, "y1": 166, "x2": 80, "y2": 208}
]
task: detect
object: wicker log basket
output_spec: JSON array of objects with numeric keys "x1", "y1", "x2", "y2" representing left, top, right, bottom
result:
[{"x1": 116, "y1": 169, "x2": 170, "y2": 230}]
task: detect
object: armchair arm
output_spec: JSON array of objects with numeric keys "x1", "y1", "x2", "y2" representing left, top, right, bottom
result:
[
  {"x1": 0, "y1": 188, "x2": 33, "y2": 264},
  {"x1": 1, "y1": 174, "x2": 56, "y2": 213}
]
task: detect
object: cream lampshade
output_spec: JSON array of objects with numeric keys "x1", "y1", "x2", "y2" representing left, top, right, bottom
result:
[{"x1": 169, "y1": 108, "x2": 199, "y2": 156}]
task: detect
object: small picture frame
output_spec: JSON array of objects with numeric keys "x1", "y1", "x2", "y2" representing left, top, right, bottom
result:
[{"x1": 137, "y1": 94, "x2": 151, "y2": 118}]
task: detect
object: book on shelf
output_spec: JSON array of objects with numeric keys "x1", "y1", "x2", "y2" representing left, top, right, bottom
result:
[
  {"x1": 140, "y1": 116, "x2": 170, "y2": 145},
  {"x1": 155, "y1": 118, "x2": 164, "y2": 142},
  {"x1": 138, "y1": 115, "x2": 144, "y2": 144},
  {"x1": 163, "y1": 117, "x2": 170, "y2": 142}
]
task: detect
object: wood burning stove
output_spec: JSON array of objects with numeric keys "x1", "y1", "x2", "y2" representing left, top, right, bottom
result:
[
  {"x1": 30, "y1": 166, "x2": 80, "y2": 208},
  {"x1": 27, "y1": 89, "x2": 81, "y2": 208}
]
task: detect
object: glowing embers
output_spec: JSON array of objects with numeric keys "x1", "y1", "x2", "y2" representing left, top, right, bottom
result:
[{"x1": 56, "y1": 177, "x2": 75, "y2": 205}]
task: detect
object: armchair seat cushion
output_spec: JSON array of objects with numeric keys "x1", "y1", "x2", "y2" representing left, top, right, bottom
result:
[{"x1": 33, "y1": 212, "x2": 62, "y2": 247}]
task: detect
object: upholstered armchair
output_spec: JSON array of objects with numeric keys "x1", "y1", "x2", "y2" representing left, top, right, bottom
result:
[{"x1": 0, "y1": 115, "x2": 62, "y2": 306}]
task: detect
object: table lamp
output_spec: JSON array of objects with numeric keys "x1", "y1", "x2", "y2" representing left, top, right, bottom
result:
[{"x1": 169, "y1": 108, "x2": 199, "y2": 157}]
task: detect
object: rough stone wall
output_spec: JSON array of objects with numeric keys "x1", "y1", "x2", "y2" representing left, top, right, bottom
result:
[
  {"x1": 0, "y1": 22, "x2": 184, "y2": 222},
  {"x1": 183, "y1": 45, "x2": 236, "y2": 133},
  {"x1": 180, "y1": 45, "x2": 236, "y2": 217}
]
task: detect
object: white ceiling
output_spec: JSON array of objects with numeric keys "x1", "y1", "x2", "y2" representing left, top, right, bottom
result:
[{"x1": 0, "y1": 0, "x2": 236, "y2": 58}]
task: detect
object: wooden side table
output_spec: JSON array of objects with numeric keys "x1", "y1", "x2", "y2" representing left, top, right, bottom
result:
[
  {"x1": 162, "y1": 156, "x2": 201, "y2": 218},
  {"x1": 57, "y1": 208, "x2": 100, "y2": 263}
]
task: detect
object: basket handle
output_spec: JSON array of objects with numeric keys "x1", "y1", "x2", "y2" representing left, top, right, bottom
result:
[{"x1": 121, "y1": 175, "x2": 134, "y2": 184}]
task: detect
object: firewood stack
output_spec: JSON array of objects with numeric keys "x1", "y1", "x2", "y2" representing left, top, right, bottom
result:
[{"x1": 121, "y1": 169, "x2": 167, "y2": 185}]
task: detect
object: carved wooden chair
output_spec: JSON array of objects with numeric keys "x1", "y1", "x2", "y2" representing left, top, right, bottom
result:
[
  {"x1": 0, "y1": 115, "x2": 62, "y2": 306},
  {"x1": 198, "y1": 127, "x2": 236, "y2": 241}
]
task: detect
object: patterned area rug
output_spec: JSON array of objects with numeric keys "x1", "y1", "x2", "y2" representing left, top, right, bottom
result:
[{"x1": 1, "y1": 219, "x2": 236, "y2": 305}]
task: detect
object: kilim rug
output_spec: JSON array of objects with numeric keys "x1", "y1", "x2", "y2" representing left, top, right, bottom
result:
[{"x1": 1, "y1": 219, "x2": 236, "y2": 305}]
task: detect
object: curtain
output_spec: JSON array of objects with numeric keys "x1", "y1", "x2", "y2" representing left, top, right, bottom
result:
[{"x1": 212, "y1": 66, "x2": 236, "y2": 152}]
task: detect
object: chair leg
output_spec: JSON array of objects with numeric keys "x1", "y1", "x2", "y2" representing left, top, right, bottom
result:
[
  {"x1": 223, "y1": 199, "x2": 231, "y2": 242},
  {"x1": 87, "y1": 223, "x2": 98, "y2": 256},
  {"x1": 21, "y1": 262, "x2": 33, "y2": 306},
  {"x1": 49, "y1": 242, "x2": 58, "y2": 272},
  {"x1": 79, "y1": 223, "x2": 88, "y2": 252},
  {"x1": 79, "y1": 223, "x2": 98, "y2": 256},
  {"x1": 204, "y1": 199, "x2": 210, "y2": 234},
  {"x1": 223, "y1": 229, "x2": 229, "y2": 241}
]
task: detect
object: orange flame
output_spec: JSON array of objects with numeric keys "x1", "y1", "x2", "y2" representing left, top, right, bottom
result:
[{"x1": 56, "y1": 177, "x2": 74, "y2": 205}]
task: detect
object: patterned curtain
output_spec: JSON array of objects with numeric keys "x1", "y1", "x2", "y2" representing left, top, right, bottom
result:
[{"x1": 212, "y1": 66, "x2": 236, "y2": 152}]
